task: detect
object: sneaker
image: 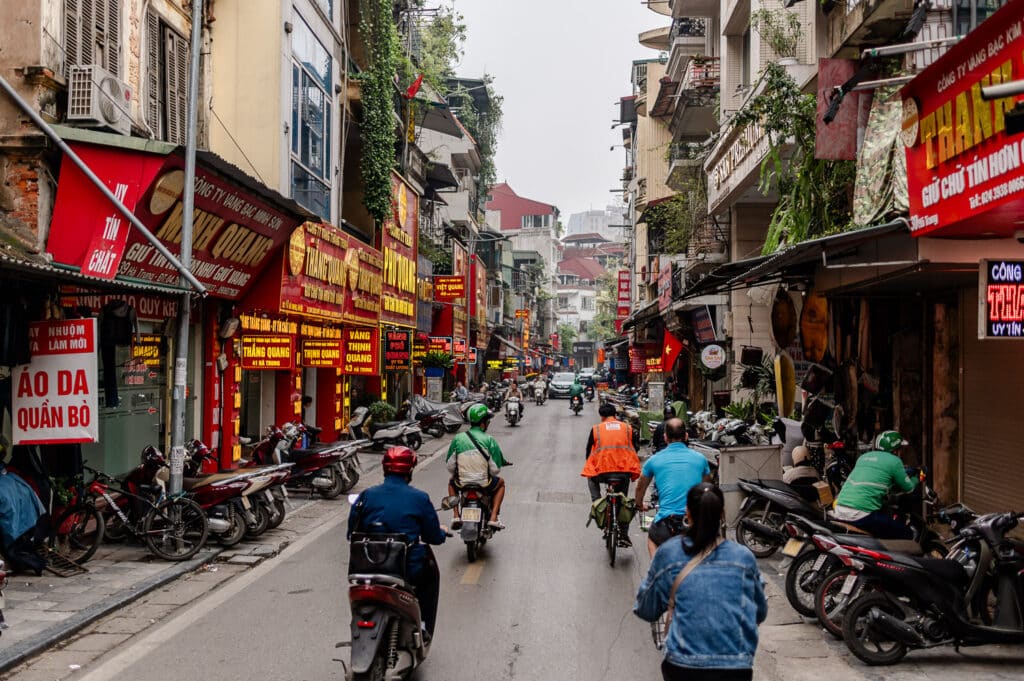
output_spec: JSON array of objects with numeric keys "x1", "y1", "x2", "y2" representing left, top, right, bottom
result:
[
  {"x1": 450, "y1": 519, "x2": 463, "y2": 530},
  {"x1": 618, "y1": 535, "x2": 633, "y2": 548},
  {"x1": 487, "y1": 519, "x2": 505, "y2": 530}
]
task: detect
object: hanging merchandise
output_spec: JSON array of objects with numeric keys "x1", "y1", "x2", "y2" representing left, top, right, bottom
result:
[
  {"x1": 774, "y1": 352, "x2": 796, "y2": 418},
  {"x1": 770, "y1": 288, "x2": 797, "y2": 349},
  {"x1": 799, "y1": 290, "x2": 829, "y2": 363},
  {"x1": 99, "y1": 300, "x2": 139, "y2": 407},
  {"x1": 0, "y1": 298, "x2": 31, "y2": 367}
]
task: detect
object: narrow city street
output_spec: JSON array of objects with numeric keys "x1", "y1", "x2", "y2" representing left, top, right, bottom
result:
[{"x1": 4, "y1": 402, "x2": 1024, "y2": 680}]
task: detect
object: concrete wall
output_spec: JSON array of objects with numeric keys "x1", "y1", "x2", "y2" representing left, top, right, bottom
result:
[
  {"x1": 635, "y1": 61, "x2": 674, "y2": 209},
  {"x1": 728, "y1": 203, "x2": 775, "y2": 393}
]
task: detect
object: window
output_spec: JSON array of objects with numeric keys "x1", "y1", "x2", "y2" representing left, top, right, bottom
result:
[
  {"x1": 579, "y1": 320, "x2": 588, "y2": 333},
  {"x1": 144, "y1": 11, "x2": 188, "y2": 145},
  {"x1": 741, "y1": 28, "x2": 752, "y2": 88},
  {"x1": 557, "y1": 296, "x2": 569, "y2": 308},
  {"x1": 521, "y1": 215, "x2": 551, "y2": 229},
  {"x1": 291, "y1": 16, "x2": 333, "y2": 219},
  {"x1": 315, "y1": 0, "x2": 333, "y2": 20},
  {"x1": 581, "y1": 297, "x2": 595, "y2": 311},
  {"x1": 955, "y1": 0, "x2": 1006, "y2": 34},
  {"x1": 65, "y1": 0, "x2": 121, "y2": 75}
]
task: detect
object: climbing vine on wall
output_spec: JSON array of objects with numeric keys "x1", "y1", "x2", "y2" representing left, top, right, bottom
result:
[
  {"x1": 731, "y1": 63, "x2": 856, "y2": 254},
  {"x1": 358, "y1": 0, "x2": 401, "y2": 225}
]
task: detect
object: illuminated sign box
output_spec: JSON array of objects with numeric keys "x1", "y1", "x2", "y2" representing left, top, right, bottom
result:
[
  {"x1": 341, "y1": 328, "x2": 380, "y2": 375},
  {"x1": 384, "y1": 330, "x2": 412, "y2": 370},
  {"x1": 241, "y1": 335, "x2": 295, "y2": 370},
  {"x1": 433, "y1": 276, "x2": 466, "y2": 302},
  {"x1": 302, "y1": 339, "x2": 344, "y2": 368},
  {"x1": 979, "y1": 259, "x2": 1024, "y2": 339}
]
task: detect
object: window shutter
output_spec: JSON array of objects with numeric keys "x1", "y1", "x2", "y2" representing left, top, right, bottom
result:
[
  {"x1": 105, "y1": 0, "x2": 121, "y2": 77},
  {"x1": 164, "y1": 27, "x2": 189, "y2": 145},
  {"x1": 80, "y1": 0, "x2": 95, "y2": 66},
  {"x1": 64, "y1": 0, "x2": 81, "y2": 71},
  {"x1": 145, "y1": 10, "x2": 161, "y2": 138}
]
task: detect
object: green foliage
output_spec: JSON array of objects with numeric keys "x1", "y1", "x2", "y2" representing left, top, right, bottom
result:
[
  {"x1": 415, "y1": 7, "x2": 467, "y2": 92},
  {"x1": 450, "y1": 77, "x2": 504, "y2": 210},
  {"x1": 368, "y1": 400, "x2": 397, "y2": 422},
  {"x1": 358, "y1": 0, "x2": 400, "y2": 225},
  {"x1": 557, "y1": 322, "x2": 578, "y2": 354},
  {"x1": 419, "y1": 238, "x2": 452, "y2": 274},
  {"x1": 750, "y1": 8, "x2": 801, "y2": 58},
  {"x1": 589, "y1": 272, "x2": 621, "y2": 342},
  {"x1": 422, "y1": 350, "x2": 455, "y2": 368},
  {"x1": 644, "y1": 189, "x2": 706, "y2": 255},
  {"x1": 731, "y1": 63, "x2": 856, "y2": 254}
]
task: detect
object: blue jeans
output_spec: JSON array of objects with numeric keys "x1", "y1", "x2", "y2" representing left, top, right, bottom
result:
[{"x1": 848, "y1": 511, "x2": 914, "y2": 539}]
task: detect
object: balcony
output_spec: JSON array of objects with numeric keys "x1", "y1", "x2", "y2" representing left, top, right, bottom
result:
[
  {"x1": 666, "y1": 18, "x2": 709, "y2": 81},
  {"x1": 670, "y1": 0, "x2": 719, "y2": 20},
  {"x1": 669, "y1": 57, "x2": 720, "y2": 138},
  {"x1": 667, "y1": 142, "x2": 707, "y2": 191},
  {"x1": 826, "y1": 0, "x2": 917, "y2": 58}
]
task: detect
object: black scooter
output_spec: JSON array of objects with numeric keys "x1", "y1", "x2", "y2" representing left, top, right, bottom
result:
[{"x1": 838, "y1": 510, "x2": 1024, "y2": 665}]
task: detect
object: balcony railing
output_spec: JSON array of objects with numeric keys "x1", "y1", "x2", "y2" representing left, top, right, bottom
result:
[
  {"x1": 669, "y1": 17, "x2": 706, "y2": 43},
  {"x1": 682, "y1": 57, "x2": 719, "y2": 91}
]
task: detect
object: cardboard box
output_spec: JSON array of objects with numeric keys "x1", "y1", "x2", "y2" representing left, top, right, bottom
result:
[{"x1": 813, "y1": 481, "x2": 834, "y2": 507}]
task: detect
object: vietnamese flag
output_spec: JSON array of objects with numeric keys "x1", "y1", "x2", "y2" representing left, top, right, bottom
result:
[
  {"x1": 663, "y1": 329, "x2": 683, "y2": 372},
  {"x1": 405, "y1": 74, "x2": 424, "y2": 99}
]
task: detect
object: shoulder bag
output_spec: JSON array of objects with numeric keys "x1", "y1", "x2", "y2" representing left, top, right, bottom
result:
[{"x1": 665, "y1": 537, "x2": 724, "y2": 621}]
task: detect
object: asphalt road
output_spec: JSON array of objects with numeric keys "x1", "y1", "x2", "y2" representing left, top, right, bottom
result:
[{"x1": 74, "y1": 397, "x2": 663, "y2": 681}]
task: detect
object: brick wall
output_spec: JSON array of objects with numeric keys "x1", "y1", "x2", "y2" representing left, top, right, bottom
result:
[{"x1": 0, "y1": 154, "x2": 47, "y2": 251}]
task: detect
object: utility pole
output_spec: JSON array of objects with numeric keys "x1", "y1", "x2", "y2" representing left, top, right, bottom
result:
[{"x1": 169, "y1": 0, "x2": 204, "y2": 495}]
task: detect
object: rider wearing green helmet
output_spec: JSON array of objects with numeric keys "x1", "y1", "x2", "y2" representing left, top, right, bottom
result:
[
  {"x1": 832, "y1": 429, "x2": 918, "y2": 539},
  {"x1": 446, "y1": 404, "x2": 509, "y2": 530}
]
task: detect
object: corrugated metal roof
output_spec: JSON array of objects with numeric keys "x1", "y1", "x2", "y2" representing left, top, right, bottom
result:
[{"x1": 0, "y1": 247, "x2": 190, "y2": 295}]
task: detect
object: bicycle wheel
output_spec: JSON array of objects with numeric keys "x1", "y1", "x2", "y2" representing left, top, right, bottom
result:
[
  {"x1": 50, "y1": 504, "x2": 104, "y2": 564},
  {"x1": 606, "y1": 499, "x2": 618, "y2": 567},
  {"x1": 143, "y1": 497, "x2": 209, "y2": 561}
]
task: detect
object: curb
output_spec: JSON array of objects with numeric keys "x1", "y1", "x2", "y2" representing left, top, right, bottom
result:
[
  {"x1": 0, "y1": 436, "x2": 451, "y2": 674},
  {"x1": 0, "y1": 546, "x2": 224, "y2": 673}
]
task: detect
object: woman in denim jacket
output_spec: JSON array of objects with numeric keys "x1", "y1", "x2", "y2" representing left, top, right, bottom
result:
[{"x1": 635, "y1": 483, "x2": 768, "y2": 680}]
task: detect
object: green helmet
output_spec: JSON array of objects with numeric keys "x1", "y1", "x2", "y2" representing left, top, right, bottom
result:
[
  {"x1": 873, "y1": 430, "x2": 908, "y2": 453},
  {"x1": 468, "y1": 403, "x2": 492, "y2": 425}
]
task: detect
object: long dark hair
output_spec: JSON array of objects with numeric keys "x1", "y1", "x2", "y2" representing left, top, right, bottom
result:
[{"x1": 684, "y1": 483, "x2": 724, "y2": 555}]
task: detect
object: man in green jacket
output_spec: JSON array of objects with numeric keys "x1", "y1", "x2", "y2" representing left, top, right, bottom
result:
[
  {"x1": 446, "y1": 404, "x2": 509, "y2": 530},
  {"x1": 832, "y1": 430, "x2": 918, "y2": 539},
  {"x1": 568, "y1": 377, "x2": 584, "y2": 411}
]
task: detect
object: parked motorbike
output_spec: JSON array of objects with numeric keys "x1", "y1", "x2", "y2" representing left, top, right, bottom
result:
[
  {"x1": 734, "y1": 478, "x2": 832, "y2": 558},
  {"x1": 246, "y1": 423, "x2": 366, "y2": 498},
  {"x1": 835, "y1": 509, "x2": 1024, "y2": 665},
  {"x1": 399, "y1": 401, "x2": 447, "y2": 438},
  {"x1": 443, "y1": 486, "x2": 502, "y2": 563},
  {"x1": 406, "y1": 394, "x2": 465, "y2": 433},
  {"x1": 570, "y1": 394, "x2": 584, "y2": 416},
  {"x1": 505, "y1": 396, "x2": 522, "y2": 426},
  {"x1": 346, "y1": 527, "x2": 452, "y2": 681},
  {"x1": 348, "y1": 407, "x2": 423, "y2": 452}
]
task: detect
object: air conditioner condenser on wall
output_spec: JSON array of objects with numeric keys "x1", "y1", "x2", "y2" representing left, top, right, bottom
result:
[{"x1": 67, "y1": 64, "x2": 132, "y2": 136}]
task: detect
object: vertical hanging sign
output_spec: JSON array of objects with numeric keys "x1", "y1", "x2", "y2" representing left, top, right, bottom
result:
[{"x1": 13, "y1": 319, "x2": 99, "y2": 444}]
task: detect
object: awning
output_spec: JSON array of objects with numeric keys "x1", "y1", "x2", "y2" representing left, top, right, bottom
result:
[
  {"x1": 0, "y1": 248, "x2": 190, "y2": 295},
  {"x1": 622, "y1": 299, "x2": 660, "y2": 330},
  {"x1": 415, "y1": 100, "x2": 463, "y2": 138},
  {"x1": 727, "y1": 219, "x2": 910, "y2": 289},
  {"x1": 426, "y1": 162, "x2": 459, "y2": 191},
  {"x1": 681, "y1": 254, "x2": 773, "y2": 299},
  {"x1": 493, "y1": 334, "x2": 524, "y2": 355}
]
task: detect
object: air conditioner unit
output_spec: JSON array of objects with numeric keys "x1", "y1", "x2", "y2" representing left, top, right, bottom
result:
[{"x1": 67, "y1": 65, "x2": 133, "y2": 136}]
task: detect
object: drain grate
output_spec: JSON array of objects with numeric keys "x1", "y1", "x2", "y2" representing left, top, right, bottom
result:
[{"x1": 37, "y1": 545, "x2": 89, "y2": 578}]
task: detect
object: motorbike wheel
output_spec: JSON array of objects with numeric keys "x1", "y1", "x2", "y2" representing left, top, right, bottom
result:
[
  {"x1": 406, "y1": 433, "x2": 423, "y2": 451},
  {"x1": 216, "y1": 511, "x2": 247, "y2": 547},
  {"x1": 427, "y1": 424, "x2": 445, "y2": 438},
  {"x1": 318, "y1": 466, "x2": 346, "y2": 499},
  {"x1": 467, "y1": 540, "x2": 478, "y2": 563},
  {"x1": 50, "y1": 504, "x2": 104, "y2": 564},
  {"x1": 244, "y1": 501, "x2": 271, "y2": 538},
  {"x1": 267, "y1": 499, "x2": 287, "y2": 530},
  {"x1": 445, "y1": 423, "x2": 462, "y2": 433},
  {"x1": 734, "y1": 501, "x2": 783, "y2": 558},
  {"x1": 339, "y1": 461, "x2": 361, "y2": 494},
  {"x1": 351, "y1": 653, "x2": 387, "y2": 681},
  {"x1": 815, "y1": 569, "x2": 864, "y2": 639},
  {"x1": 143, "y1": 497, "x2": 209, "y2": 561},
  {"x1": 784, "y1": 550, "x2": 835, "y2": 617},
  {"x1": 842, "y1": 592, "x2": 909, "y2": 665}
]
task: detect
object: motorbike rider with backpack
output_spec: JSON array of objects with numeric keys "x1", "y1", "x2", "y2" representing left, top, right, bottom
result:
[
  {"x1": 831, "y1": 430, "x2": 918, "y2": 539},
  {"x1": 568, "y1": 377, "x2": 585, "y2": 412},
  {"x1": 347, "y1": 446, "x2": 447, "y2": 635},
  {"x1": 446, "y1": 405, "x2": 509, "y2": 530},
  {"x1": 650, "y1": 404, "x2": 677, "y2": 453}
]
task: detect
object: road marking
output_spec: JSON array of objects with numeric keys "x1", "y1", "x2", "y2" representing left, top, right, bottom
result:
[
  {"x1": 461, "y1": 561, "x2": 485, "y2": 585},
  {"x1": 75, "y1": 505, "x2": 349, "y2": 681}
]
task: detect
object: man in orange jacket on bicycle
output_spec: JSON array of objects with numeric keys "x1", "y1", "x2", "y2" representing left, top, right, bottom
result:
[{"x1": 582, "y1": 404, "x2": 642, "y2": 546}]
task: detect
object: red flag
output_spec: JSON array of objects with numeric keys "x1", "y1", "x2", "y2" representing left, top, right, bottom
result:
[
  {"x1": 663, "y1": 329, "x2": 683, "y2": 372},
  {"x1": 405, "y1": 74, "x2": 424, "y2": 99}
]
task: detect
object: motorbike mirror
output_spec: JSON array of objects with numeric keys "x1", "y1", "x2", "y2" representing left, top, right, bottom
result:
[
  {"x1": 440, "y1": 495, "x2": 459, "y2": 510},
  {"x1": 347, "y1": 493, "x2": 360, "y2": 505}
]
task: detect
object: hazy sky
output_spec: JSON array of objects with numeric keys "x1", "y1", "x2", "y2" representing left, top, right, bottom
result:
[{"x1": 451, "y1": 0, "x2": 667, "y2": 219}]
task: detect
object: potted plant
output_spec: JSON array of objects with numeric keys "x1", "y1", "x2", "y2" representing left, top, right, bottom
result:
[
  {"x1": 422, "y1": 350, "x2": 454, "y2": 377},
  {"x1": 368, "y1": 400, "x2": 396, "y2": 423},
  {"x1": 750, "y1": 8, "x2": 801, "y2": 64}
]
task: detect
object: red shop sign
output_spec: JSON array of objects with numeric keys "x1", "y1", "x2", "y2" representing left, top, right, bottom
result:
[
  {"x1": 384, "y1": 329, "x2": 412, "y2": 370},
  {"x1": 381, "y1": 173, "x2": 419, "y2": 327},
  {"x1": 240, "y1": 335, "x2": 294, "y2": 370},
  {"x1": 433, "y1": 276, "x2": 466, "y2": 302},
  {"x1": 902, "y1": 2, "x2": 1024, "y2": 238},
  {"x1": 428, "y1": 336, "x2": 452, "y2": 353},
  {"x1": 341, "y1": 328, "x2": 379, "y2": 375},
  {"x1": 301, "y1": 339, "x2": 344, "y2": 368}
]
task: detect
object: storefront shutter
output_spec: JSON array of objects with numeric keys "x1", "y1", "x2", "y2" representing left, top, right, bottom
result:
[
  {"x1": 164, "y1": 27, "x2": 189, "y2": 145},
  {"x1": 144, "y1": 9, "x2": 161, "y2": 138},
  {"x1": 960, "y1": 287, "x2": 1024, "y2": 514}
]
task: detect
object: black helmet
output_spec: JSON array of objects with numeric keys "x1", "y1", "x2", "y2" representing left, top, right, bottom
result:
[
  {"x1": 141, "y1": 445, "x2": 166, "y2": 466},
  {"x1": 664, "y1": 404, "x2": 676, "y2": 418}
]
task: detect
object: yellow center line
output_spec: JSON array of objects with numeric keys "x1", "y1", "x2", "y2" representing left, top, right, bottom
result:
[{"x1": 461, "y1": 561, "x2": 485, "y2": 585}]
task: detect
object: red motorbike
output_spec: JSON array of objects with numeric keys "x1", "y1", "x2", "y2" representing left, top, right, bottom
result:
[{"x1": 244, "y1": 423, "x2": 366, "y2": 499}]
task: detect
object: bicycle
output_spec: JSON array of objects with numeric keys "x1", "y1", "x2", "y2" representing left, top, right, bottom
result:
[
  {"x1": 598, "y1": 474, "x2": 633, "y2": 567},
  {"x1": 84, "y1": 464, "x2": 209, "y2": 561},
  {"x1": 47, "y1": 474, "x2": 105, "y2": 565}
]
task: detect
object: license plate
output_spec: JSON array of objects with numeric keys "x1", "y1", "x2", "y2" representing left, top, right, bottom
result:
[
  {"x1": 840, "y1": 574, "x2": 858, "y2": 595},
  {"x1": 461, "y1": 507, "x2": 482, "y2": 523},
  {"x1": 782, "y1": 538, "x2": 805, "y2": 557}
]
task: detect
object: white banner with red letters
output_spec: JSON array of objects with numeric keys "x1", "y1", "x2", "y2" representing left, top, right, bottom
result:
[{"x1": 13, "y1": 319, "x2": 99, "y2": 444}]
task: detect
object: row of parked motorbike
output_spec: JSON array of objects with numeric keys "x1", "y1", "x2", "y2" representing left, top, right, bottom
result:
[{"x1": 732, "y1": 461, "x2": 1024, "y2": 665}]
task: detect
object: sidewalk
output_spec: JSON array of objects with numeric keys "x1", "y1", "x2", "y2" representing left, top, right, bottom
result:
[{"x1": 0, "y1": 439, "x2": 447, "y2": 674}]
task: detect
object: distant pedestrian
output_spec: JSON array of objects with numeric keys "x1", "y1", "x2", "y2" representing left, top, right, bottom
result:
[{"x1": 635, "y1": 483, "x2": 767, "y2": 681}]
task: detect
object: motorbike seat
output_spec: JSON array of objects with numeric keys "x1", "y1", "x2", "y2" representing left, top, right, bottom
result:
[
  {"x1": 598, "y1": 473, "x2": 631, "y2": 492},
  {"x1": 836, "y1": 534, "x2": 923, "y2": 555},
  {"x1": 288, "y1": 446, "x2": 328, "y2": 460},
  {"x1": 182, "y1": 473, "x2": 243, "y2": 489},
  {"x1": 369, "y1": 421, "x2": 403, "y2": 434},
  {"x1": 419, "y1": 409, "x2": 441, "y2": 417},
  {"x1": 826, "y1": 518, "x2": 872, "y2": 535},
  {"x1": 916, "y1": 557, "x2": 970, "y2": 585}
]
